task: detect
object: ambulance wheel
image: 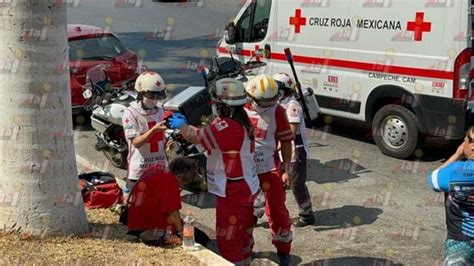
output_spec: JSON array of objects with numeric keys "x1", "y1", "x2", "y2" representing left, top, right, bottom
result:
[{"x1": 372, "y1": 104, "x2": 423, "y2": 159}]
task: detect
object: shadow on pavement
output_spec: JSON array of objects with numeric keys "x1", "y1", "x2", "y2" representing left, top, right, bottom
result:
[
  {"x1": 310, "y1": 117, "x2": 372, "y2": 144},
  {"x1": 416, "y1": 137, "x2": 459, "y2": 162},
  {"x1": 252, "y1": 251, "x2": 303, "y2": 265},
  {"x1": 181, "y1": 192, "x2": 216, "y2": 209},
  {"x1": 73, "y1": 114, "x2": 95, "y2": 131},
  {"x1": 312, "y1": 205, "x2": 383, "y2": 232},
  {"x1": 311, "y1": 117, "x2": 459, "y2": 162},
  {"x1": 307, "y1": 159, "x2": 371, "y2": 184},
  {"x1": 301, "y1": 256, "x2": 403, "y2": 266}
]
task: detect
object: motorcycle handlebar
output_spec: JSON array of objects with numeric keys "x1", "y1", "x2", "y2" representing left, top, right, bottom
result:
[
  {"x1": 83, "y1": 76, "x2": 135, "y2": 110},
  {"x1": 206, "y1": 59, "x2": 266, "y2": 84}
]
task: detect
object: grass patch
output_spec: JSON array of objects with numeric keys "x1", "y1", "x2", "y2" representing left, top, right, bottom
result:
[{"x1": 0, "y1": 209, "x2": 199, "y2": 265}]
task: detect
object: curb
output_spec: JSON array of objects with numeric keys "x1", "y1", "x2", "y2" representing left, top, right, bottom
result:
[
  {"x1": 187, "y1": 244, "x2": 233, "y2": 266},
  {"x1": 76, "y1": 154, "x2": 233, "y2": 266}
]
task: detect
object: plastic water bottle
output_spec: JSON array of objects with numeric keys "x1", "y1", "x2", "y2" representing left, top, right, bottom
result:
[
  {"x1": 123, "y1": 188, "x2": 130, "y2": 202},
  {"x1": 183, "y1": 210, "x2": 196, "y2": 251}
]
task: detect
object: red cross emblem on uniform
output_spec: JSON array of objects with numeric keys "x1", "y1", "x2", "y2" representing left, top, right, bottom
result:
[
  {"x1": 406, "y1": 12, "x2": 431, "y2": 41},
  {"x1": 289, "y1": 9, "x2": 307, "y2": 34},
  {"x1": 156, "y1": 80, "x2": 161, "y2": 87},
  {"x1": 215, "y1": 120, "x2": 229, "y2": 131},
  {"x1": 290, "y1": 107, "x2": 298, "y2": 117},
  {"x1": 147, "y1": 121, "x2": 165, "y2": 153}
]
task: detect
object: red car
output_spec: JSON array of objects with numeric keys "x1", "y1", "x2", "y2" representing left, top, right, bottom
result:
[{"x1": 68, "y1": 24, "x2": 139, "y2": 114}]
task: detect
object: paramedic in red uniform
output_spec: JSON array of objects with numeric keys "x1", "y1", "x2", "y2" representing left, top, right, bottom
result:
[
  {"x1": 168, "y1": 78, "x2": 259, "y2": 265},
  {"x1": 127, "y1": 157, "x2": 198, "y2": 245},
  {"x1": 122, "y1": 71, "x2": 168, "y2": 189},
  {"x1": 244, "y1": 74, "x2": 294, "y2": 265}
]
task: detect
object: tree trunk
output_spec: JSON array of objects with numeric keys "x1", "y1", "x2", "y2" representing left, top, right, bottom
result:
[{"x1": 0, "y1": 0, "x2": 88, "y2": 236}]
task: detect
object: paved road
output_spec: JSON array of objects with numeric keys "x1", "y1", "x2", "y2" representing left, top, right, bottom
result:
[
  {"x1": 68, "y1": 0, "x2": 240, "y2": 94},
  {"x1": 69, "y1": 1, "x2": 455, "y2": 265}
]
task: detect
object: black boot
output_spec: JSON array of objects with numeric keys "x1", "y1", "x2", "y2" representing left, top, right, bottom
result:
[
  {"x1": 277, "y1": 251, "x2": 291, "y2": 266},
  {"x1": 293, "y1": 216, "x2": 315, "y2": 228}
]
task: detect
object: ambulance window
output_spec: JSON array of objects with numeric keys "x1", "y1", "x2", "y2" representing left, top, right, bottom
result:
[
  {"x1": 251, "y1": 0, "x2": 271, "y2": 41},
  {"x1": 235, "y1": 0, "x2": 271, "y2": 43},
  {"x1": 236, "y1": 2, "x2": 254, "y2": 41}
]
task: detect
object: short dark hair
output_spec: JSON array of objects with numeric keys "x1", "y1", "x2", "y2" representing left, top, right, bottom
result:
[{"x1": 168, "y1": 157, "x2": 198, "y2": 178}]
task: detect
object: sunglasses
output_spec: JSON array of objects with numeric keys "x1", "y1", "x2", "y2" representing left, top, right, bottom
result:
[{"x1": 143, "y1": 90, "x2": 166, "y2": 100}]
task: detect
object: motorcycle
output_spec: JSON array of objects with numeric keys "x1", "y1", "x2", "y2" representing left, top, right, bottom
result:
[
  {"x1": 84, "y1": 56, "x2": 267, "y2": 193},
  {"x1": 162, "y1": 55, "x2": 267, "y2": 191},
  {"x1": 83, "y1": 64, "x2": 137, "y2": 170}
]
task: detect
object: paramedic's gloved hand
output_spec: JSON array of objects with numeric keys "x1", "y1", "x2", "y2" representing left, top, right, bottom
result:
[{"x1": 167, "y1": 113, "x2": 188, "y2": 129}]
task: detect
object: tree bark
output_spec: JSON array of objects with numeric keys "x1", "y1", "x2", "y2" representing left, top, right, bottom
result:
[{"x1": 0, "y1": 0, "x2": 88, "y2": 236}]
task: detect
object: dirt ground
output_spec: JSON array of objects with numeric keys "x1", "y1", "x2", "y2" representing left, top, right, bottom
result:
[{"x1": 0, "y1": 209, "x2": 199, "y2": 265}]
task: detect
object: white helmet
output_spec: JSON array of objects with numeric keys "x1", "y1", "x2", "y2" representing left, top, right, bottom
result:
[
  {"x1": 245, "y1": 74, "x2": 279, "y2": 107},
  {"x1": 134, "y1": 71, "x2": 166, "y2": 93},
  {"x1": 273, "y1": 72, "x2": 295, "y2": 92},
  {"x1": 212, "y1": 78, "x2": 248, "y2": 106}
]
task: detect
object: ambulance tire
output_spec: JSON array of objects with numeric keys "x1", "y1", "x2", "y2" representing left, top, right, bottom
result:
[{"x1": 372, "y1": 105, "x2": 423, "y2": 159}]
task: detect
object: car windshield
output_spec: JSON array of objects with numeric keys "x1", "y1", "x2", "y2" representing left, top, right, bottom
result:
[{"x1": 69, "y1": 35, "x2": 126, "y2": 61}]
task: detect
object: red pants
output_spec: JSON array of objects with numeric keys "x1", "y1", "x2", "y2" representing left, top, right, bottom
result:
[
  {"x1": 216, "y1": 180, "x2": 255, "y2": 265},
  {"x1": 259, "y1": 170, "x2": 292, "y2": 253}
]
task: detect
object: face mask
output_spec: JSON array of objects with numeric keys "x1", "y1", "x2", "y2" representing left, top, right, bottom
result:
[
  {"x1": 252, "y1": 100, "x2": 272, "y2": 113},
  {"x1": 278, "y1": 90, "x2": 285, "y2": 100},
  {"x1": 142, "y1": 97, "x2": 158, "y2": 109}
]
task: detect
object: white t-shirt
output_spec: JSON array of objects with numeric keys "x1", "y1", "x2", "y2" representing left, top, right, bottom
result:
[
  {"x1": 279, "y1": 96, "x2": 309, "y2": 161},
  {"x1": 122, "y1": 101, "x2": 168, "y2": 181}
]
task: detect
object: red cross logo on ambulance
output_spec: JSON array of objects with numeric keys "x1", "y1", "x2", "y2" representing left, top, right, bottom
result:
[
  {"x1": 289, "y1": 9, "x2": 307, "y2": 33},
  {"x1": 406, "y1": 12, "x2": 432, "y2": 41}
]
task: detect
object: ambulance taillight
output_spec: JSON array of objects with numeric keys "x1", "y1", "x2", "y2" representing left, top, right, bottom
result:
[{"x1": 453, "y1": 49, "x2": 471, "y2": 99}]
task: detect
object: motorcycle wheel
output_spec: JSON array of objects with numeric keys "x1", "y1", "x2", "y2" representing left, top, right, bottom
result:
[
  {"x1": 102, "y1": 148, "x2": 128, "y2": 170},
  {"x1": 101, "y1": 125, "x2": 128, "y2": 170}
]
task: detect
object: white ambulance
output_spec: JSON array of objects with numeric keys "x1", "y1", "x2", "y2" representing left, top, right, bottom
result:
[{"x1": 217, "y1": 0, "x2": 474, "y2": 159}]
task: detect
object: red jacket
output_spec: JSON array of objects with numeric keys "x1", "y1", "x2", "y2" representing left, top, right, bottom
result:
[{"x1": 127, "y1": 168, "x2": 182, "y2": 232}]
